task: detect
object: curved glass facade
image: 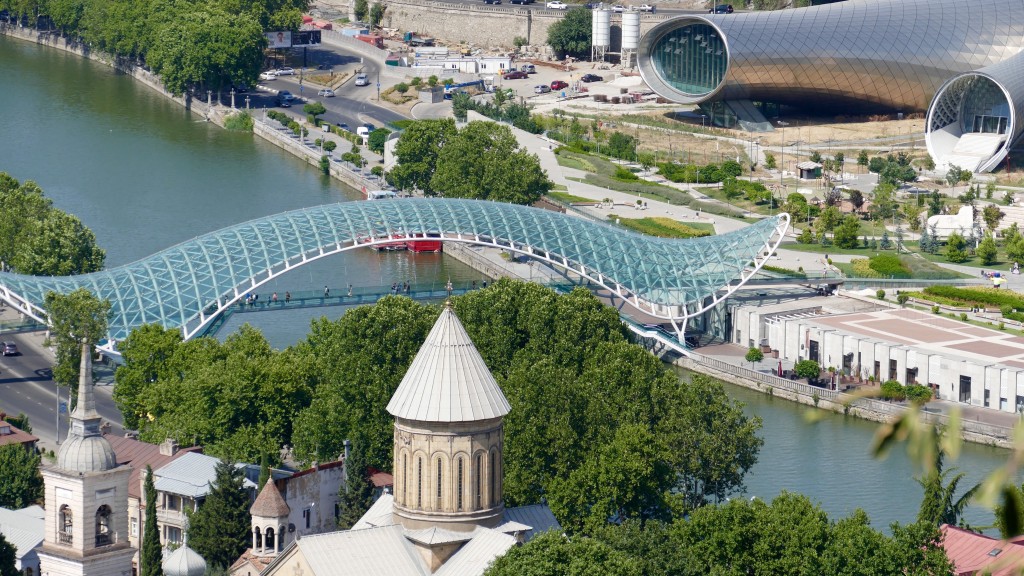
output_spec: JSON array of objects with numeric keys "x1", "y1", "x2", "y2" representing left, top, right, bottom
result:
[
  {"x1": 960, "y1": 78, "x2": 1010, "y2": 134},
  {"x1": 651, "y1": 23, "x2": 727, "y2": 98}
]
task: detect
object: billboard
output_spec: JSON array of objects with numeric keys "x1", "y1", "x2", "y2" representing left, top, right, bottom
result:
[
  {"x1": 292, "y1": 30, "x2": 322, "y2": 47},
  {"x1": 267, "y1": 31, "x2": 291, "y2": 48}
]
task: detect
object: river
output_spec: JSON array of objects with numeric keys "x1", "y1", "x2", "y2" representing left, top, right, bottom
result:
[{"x1": 1, "y1": 33, "x2": 1007, "y2": 534}]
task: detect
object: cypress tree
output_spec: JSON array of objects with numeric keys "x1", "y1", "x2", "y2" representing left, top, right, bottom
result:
[
  {"x1": 141, "y1": 465, "x2": 163, "y2": 576},
  {"x1": 257, "y1": 453, "x2": 270, "y2": 489},
  {"x1": 336, "y1": 437, "x2": 375, "y2": 530},
  {"x1": 187, "y1": 461, "x2": 250, "y2": 569}
]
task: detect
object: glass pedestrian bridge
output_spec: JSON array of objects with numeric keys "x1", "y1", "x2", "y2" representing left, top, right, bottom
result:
[{"x1": 0, "y1": 199, "x2": 789, "y2": 341}]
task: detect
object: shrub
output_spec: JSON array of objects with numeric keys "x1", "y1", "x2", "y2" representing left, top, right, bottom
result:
[
  {"x1": 323, "y1": 141, "x2": 337, "y2": 153},
  {"x1": 224, "y1": 111, "x2": 254, "y2": 131},
  {"x1": 876, "y1": 289, "x2": 886, "y2": 300},
  {"x1": 613, "y1": 166, "x2": 639, "y2": 181},
  {"x1": 395, "y1": 82, "x2": 410, "y2": 94},
  {"x1": 960, "y1": 312, "x2": 968, "y2": 321},
  {"x1": 794, "y1": 359, "x2": 820, "y2": 380},
  {"x1": 897, "y1": 294, "x2": 909, "y2": 306},
  {"x1": 850, "y1": 258, "x2": 882, "y2": 278},
  {"x1": 371, "y1": 166, "x2": 384, "y2": 177},
  {"x1": 868, "y1": 253, "x2": 909, "y2": 277},
  {"x1": 1000, "y1": 322, "x2": 1006, "y2": 330},
  {"x1": 410, "y1": 77, "x2": 422, "y2": 86},
  {"x1": 318, "y1": 155, "x2": 330, "y2": 175},
  {"x1": 880, "y1": 379, "x2": 906, "y2": 401},
  {"x1": 905, "y1": 384, "x2": 933, "y2": 404},
  {"x1": 932, "y1": 305, "x2": 940, "y2": 314}
]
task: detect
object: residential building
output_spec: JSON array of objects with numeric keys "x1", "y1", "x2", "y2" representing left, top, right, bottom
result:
[
  {"x1": 36, "y1": 345, "x2": 135, "y2": 576},
  {"x1": 941, "y1": 524, "x2": 1024, "y2": 576},
  {"x1": 0, "y1": 415, "x2": 38, "y2": 450},
  {"x1": 0, "y1": 505, "x2": 44, "y2": 575}
]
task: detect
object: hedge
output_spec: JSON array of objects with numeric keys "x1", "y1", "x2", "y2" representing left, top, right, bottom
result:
[{"x1": 923, "y1": 286, "x2": 1024, "y2": 310}]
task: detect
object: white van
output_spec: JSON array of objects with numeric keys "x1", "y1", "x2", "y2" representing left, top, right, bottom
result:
[{"x1": 356, "y1": 125, "x2": 370, "y2": 144}]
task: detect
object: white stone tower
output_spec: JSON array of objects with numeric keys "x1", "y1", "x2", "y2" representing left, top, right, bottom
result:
[
  {"x1": 249, "y1": 478, "x2": 291, "y2": 557},
  {"x1": 37, "y1": 342, "x2": 135, "y2": 576},
  {"x1": 386, "y1": 303, "x2": 511, "y2": 533}
]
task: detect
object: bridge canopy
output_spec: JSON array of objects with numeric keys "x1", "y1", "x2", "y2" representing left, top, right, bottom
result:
[{"x1": 0, "y1": 199, "x2": 787, "y2": 340}]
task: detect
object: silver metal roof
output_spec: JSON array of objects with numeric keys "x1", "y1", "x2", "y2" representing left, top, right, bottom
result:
[
  {"x1": 162, "y1": 544, "x2": 207, "y2": 576},
  {"x1": 386, "y1": 306, "x2": 511, "y2": 423},
  {"x1": 502, "y1": 504, "x2": 562, "y2": 542},
  {"x1": 433, "y1": 529, "x2": 517, "y2": 576},
  {"x1": 153, "y1": 453, "x2": 257, "y2": 498},
  {"x1": 351, "y1": 493, "x2": 395, "y2": 530},
  {"x1": 298, "y1": 524, "x2": 428, "y2": 576},
  {"x1": 0, "y1": 506, "x2": 44, "y2": 561}
]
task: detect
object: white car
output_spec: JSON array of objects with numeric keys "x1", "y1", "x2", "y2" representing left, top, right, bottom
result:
[
  {"x1": 636, "y1": 3, "x2": 654, "y2": 10},
  {"x1": 355, "y1": 73, "x2": 369, "y2": 86},
  {"x1": 546, "y1": 1, "x2": 568, "y2": 8},
  {"x1": 259, "y1": 71, "x2": 277, "y2": 81},
  {"x1": 317, "y1": 88, "x2": 335, "y2": 97},
  {"x1": 611, "y1": 4, "x2": 625, "y2": 11},
  {"x1": 275, "y1": 67, "x2": 296, "y2": 76}
]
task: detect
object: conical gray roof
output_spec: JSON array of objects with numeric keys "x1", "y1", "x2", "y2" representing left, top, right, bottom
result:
[{"x1": 386, "y1": 305, "x2": 510, "y2": 422}]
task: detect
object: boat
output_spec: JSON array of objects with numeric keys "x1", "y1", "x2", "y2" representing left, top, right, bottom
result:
[
  {"x1": 358, "y1": 233, "x2": 407, "y2": 251},
  {"x1": 406, "y1": 232, "x2": 443, "y2": 253}
]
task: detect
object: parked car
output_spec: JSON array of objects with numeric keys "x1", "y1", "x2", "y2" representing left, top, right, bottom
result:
[
  {"x1": 580, "y1": 73, "x2": 603, "y2": 82},
  {"x1": 318, "y1": 88, "x2": 336, "y2": 97},
  {"x1": 278, "y1": 90, "x2": 295, "y2": 102},
  {"x1": 361, "y1": 123, "x2": 376, "y2": 133},
  {"x1": 709, "y1": 3, "x2": 733, "y2": 12},
  {"x1": 275, "y1": 67, "x2": 296, "y2": 75},
  {"x1": 583, "y1": 2, "x2": 600, "y2": 7},
  {"x1": 636, "y1": 3, "x2": 655, "y2": 11},
  {"x1": 336, "y1": 122, "x2": 350, "y2": 131},
  {"x1": 546, "y1": 1, "x2": 568, "y2": 8},
  {"x1": 484, "y1": 0, "x2": 501, "y2": 4},
  {"x1": 534, "y1": 84, "x2": 551, "y2": 94},
  {"x1": 520, "y1": 64, "x2": 537, "y2": 74},
  {"x1": 551, "y1": 80, "x2": 569, "y2": 90},
  {"x1": 355, "y1": 73, "x2": 370, "y2": 86},
  {"x1": 2, "y1": 342, "x2": 17, "y2": 356},
  {"x1": 259, "y1": 71, "x2": 277, "y2": 81},
  {"x1": 611, "y1": 4, "x2": 626, "y2": 11},
  {"x1": 504, "y1": 70, "x2": 529, "y2": 79}
]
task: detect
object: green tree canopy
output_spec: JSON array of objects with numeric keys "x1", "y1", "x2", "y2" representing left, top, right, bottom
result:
[
  {"x1": 429, "y1": 121, "x2": 551, "y2": 204},
  {"x1": 546, "y1": 7, "x2": 592, "y2": 59},
  {"x1": 187, "y1": 460, "x2": 250, "y2": 569},
  {"x1": 484, "y1": 531, "x2": 642, "y2": 576},
  {"x1": 389, "y1": 119, "x2": 457, "y2": 195},
  {"x1": 335, "y1": 432, "x2": 375, "y2": 529},
  {"x1": 141, "y1": 466, "x2": 163, "y2": 576},
  {"x1": 44, "y1": 288, "x2": 111, "y2": 392},
  {"x1": 0, "y1": 532, "x2": 16, "y2": 576},
  {"x1": 367, "y1": 128, "x2": 392, "y2": 156},
  {"x1": 0, "y1": 444, "x2": 43, "y2": 509}
]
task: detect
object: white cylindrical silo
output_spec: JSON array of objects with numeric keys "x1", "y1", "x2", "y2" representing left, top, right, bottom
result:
[
  {"x1": 593, "y1": 9, "x2": 611, "y2": 49},
  {"x1": 621, "y1": 11, "x2": 641, "y2": 51}
]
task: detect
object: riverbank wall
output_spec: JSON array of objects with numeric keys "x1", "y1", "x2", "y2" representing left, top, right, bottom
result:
[{"x1": 0, "y1": 24, "x2": 378, "y2": 193}]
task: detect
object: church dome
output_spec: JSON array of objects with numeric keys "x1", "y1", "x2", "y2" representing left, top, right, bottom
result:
[
  {"x1": 56, "y1": 434, "x2": 117, "y2": 473},
  {"x1": 162, "y1": 544, "x2": 207, "y2": 576}
]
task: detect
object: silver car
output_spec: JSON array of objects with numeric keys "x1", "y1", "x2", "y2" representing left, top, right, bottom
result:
[{"x1": 355, "y1": 74, "x2": 370, "y2": 86}]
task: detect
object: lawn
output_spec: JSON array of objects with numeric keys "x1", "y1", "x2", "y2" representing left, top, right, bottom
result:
[
  {"x1": 555, "y1": 153, "x2": 597, "y2": 173},
  {"x1": 608, "y1": 215, "x2": 715, "y2": 238},
  {"x1": 833, "y1": 253, "x2": 970, "y2": 280},
  {"x1": 546, "y1": 190, "x2": 594, "y2": 204}
]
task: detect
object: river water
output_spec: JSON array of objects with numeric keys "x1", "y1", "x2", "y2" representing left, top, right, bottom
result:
[{"x1": 1, "y1": 33, "x2": 1007, "y2": 532}]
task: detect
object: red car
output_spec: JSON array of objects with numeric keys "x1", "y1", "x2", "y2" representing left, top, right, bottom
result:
[
  {"x1": 551, "y1": 80, "x2": 569, "y2": 90},
  {"x1": 503, "y1": 70, "x2": 529, "y2": 79}
]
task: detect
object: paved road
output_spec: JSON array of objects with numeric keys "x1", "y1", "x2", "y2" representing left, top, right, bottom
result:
[
  {"x1": 432, "y1": 0, "x2": 709, "y2": 15},
  {"x1": 0, "y1": 325, "x2": 124, "y2": 453}
]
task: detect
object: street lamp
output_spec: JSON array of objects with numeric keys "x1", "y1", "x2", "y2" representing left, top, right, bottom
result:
[{"x1": 777, "y1": 120, "x2": 789, "y2": 200}]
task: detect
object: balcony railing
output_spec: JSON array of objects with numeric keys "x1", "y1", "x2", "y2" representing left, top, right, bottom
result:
[
  {"x1": 58, "y1": 532, "x2": 73, "y2": 545},
  {"x1": 96, "y1": 533, "x2": 112, "y2": 547}
]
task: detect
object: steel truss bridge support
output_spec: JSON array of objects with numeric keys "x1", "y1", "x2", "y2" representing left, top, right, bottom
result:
[{"x1": 0, "y1": 199, "x2": 789, "y2": 342}]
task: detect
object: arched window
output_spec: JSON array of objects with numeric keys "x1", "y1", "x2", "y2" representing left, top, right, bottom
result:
[
  {"x1": 58, "y1": 505, "x2": 73, "y2": 545},
  {"x1": 490, "y1": 450, "x2": 497, "y2": 506},
  {"x1": 436, "y1": 458, "x2": 443, "y2": 507},
  {"x1": 254, "y1": 527, "x2": 263, "y2": 551},
  {"x1": 266, "y1": 527, "x2": 276, "y2": 552},
  {"x1": 457, "y1": 457, "x2": 464, "y2": 511},
  {"x1": 95, "y1": 505, "x2": 112, "y2": 546},
  {"x1": 417, "y1": 457, "x2": 423, "y2": 508},
  {"x1": 402, "y1": 453, "x2": 408, "y2": 505},
  {"x1": 475, "y1": 454, "x2": 482, "y2": 510}
]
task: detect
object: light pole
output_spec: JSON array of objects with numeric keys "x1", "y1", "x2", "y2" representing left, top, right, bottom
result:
[{"x1": 777, "y1": 120, "x2": 789, "y2": 200}]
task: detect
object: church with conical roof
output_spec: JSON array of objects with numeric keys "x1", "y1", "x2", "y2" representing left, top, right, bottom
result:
[
  {"x1": 36, "y1": 342, "x2": 138, "y2": 576},
  {"x1": 257, "y1": 303, "x2": 560, "y2": 576}
]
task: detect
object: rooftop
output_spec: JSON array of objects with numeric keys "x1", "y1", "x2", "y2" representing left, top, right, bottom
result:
[
  {"x1": 154, "y1": 452, "x2": 256, "y2": 498},
  {"x1": 0, "y1": 505, "x2": 44, "y2": 561},
  {"x1": 0, "y1": 419, "x2": 38, "y2": 448},
  {"x1": 104, "y1": 434, "x2": 202, "y2": 500},
  {"x1": 386, "y1": 305, "x2": 511, "y2": 423},
  {"x1": 941, "y1": 524, "x2": 1024, "y2": 576}
]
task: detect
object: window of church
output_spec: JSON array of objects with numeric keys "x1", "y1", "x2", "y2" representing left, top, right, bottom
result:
[
  {"x1": 95, "y1": 505, "x2": 113, "y2": 547},
  {"x1": 475, "y1": 455, "x2": 482, "y2": 510},
  {"x1": 58, "y1": 505, "x2": 73, "y2": 545},
  {"x1": 436, "y1": 458, "x2": 443, "y2": 507},
  {"x1": 266, "y1": 527, "x2": 276, "y2": 552},
  {"x1": 417, "y1": 457, "x2": 423, "y2": 508},
  {"x1": 489, "y1": 451, "x2": 497, "y2": 507},
  {"x1": 457, "y1": 458, "x2": 464, "y2": 511},
  {"x1": 402, "y1": 454, "x2": 407, "y2": 504}
]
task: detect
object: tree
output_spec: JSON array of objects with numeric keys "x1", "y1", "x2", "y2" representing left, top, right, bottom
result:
[
  {"x1": 141, "y1": 466, "x2": 163, "y2": 576},
  {"x1": 390, "y1": 119, "x2": 456, "y2": 195},
  {"x1": 917, "y1": 445, "x2": 979, "y2": 528},
  {"x1": 794, "y1": 359, "x2": 820, "y2": 382},
  {"x1": 368, "y1": 2, "x2": 385, "y2": 27},
  {"x1": 0, "y1": 444, "x2": 43, "y2": 509},
  {"x1": 546, "y1": 7, "x2": 592, "y2": 58},
  {"x1": 303, "y1": 101, "x2": 326, "y2": 120},
  {"x1": 336, "y1": 434, "x2": 375, "y2": 530},
  {"x1": 764, "y1": 152, "x2": 777, "y2": 171},
  {"x1": 919, "y1": 225, "x2": 932, "y2": 255},
  {"x1": 354, "y1": 0, "x2": 368, "y2": 21},
  {"x1": 904, "y1": 203, "x2": 924, "y2": 232},
  {"x1": 880, "y1": 230, "x2": 892, "y2": 250},
  {"x1": 847, "y1": 189, "x2": 864, "y2": 212},
  {"x1": 945, "y1": 231, "x2": 969, "y2": 263},
  {"x1": 871, "y1": 182, "x2": 896, "y2": 221},
  {"x1": 809, "y1": 150, "x2": 822, "y2": 163},
  {"x1": 0, "y1": 532, "x2": 16, "y2": 576},
  {"x1": 1007, "y1": 234, "x2": 1024, "y2": 265},
  {"x1": 484, "y1": 531, "x2": 642, "y2": 576},
  {"x1": 638, "y1": 152, "x2": 656, "y2": 174},
  {"x1": 857, "y1": 150, "x2": 869, "y2": 170},
  {"x1": 983, "y1": 204, "x2": 1005, "y2": 232},
  {"x1": 187, "y1": 460, "x2": 250, "y2": 570},
  {"x1": 745, "y1": 347, "x2": 764, "y2": 369},
  {"x1": 977, "y1": 234, "x2": 998, "y2": 265},
  {"x1": 928, "y1": 191, "x2": 944, "y2": 216},
  {"x1": 606, "y1": 132, "x2": 638, "y2": 162},
  {"x1": 429, "y1": 121, "x2": 551, "y2": 204},
  {"x1": 833, "y1": 215, "x2": 861, "y2": 249},
  {"x1": 367, "y1": 128, "x2": 392, "y2": 156},
  {"x1": 44, "y1": 288, "x2": 111, "y2": 394}
]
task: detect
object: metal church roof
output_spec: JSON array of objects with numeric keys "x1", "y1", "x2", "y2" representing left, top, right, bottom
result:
[{"x1": 387, "y1": 305, "x2": 510, "y2": 423}]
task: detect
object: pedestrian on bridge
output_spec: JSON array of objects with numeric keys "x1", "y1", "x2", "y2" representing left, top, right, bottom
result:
[
  {"x1": 324, "y1": 285, "x2": 330, "y2": 297},
  {"x1": 285, "y1": 291, "x2": 291, "y2": 303},
  {"x1": 348, "y1": 284, "x2": 353, "y2": 297},
  {"x1": 272, "y1": 292, "x2": 278, "y2": 303}
]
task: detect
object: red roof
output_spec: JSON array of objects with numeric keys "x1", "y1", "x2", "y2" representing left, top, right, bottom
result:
[
  {"x1": 0, "y1": 420, "x2": 38, "y2": 448},
  {"x1": 103, "y1": 434, "x2": 202, "y2": 500},
  {"x1": 941, "y1": 524, "x2": 1024, "y2": 576},
  {"x1": 367, "y1": 467, "x2": 393, "y2": 488}
]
